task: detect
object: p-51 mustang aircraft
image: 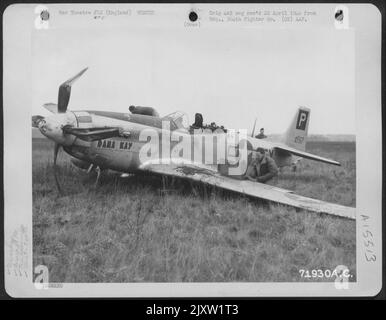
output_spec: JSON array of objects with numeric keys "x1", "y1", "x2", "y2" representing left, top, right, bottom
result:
[{"x1": 32, "y1": 68, "x2": 355, "y2": 220}]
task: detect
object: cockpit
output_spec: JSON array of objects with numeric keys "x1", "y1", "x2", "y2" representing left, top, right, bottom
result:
[
  {"x1": 162, "y1": 111, "x2": 228, "y2": 134},
  {"x1": 163, "y1": 111, "x2": 190, "y2": 133}
]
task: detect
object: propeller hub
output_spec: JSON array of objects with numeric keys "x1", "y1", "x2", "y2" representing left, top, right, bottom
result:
[{"x1": 38, "y1": 112, "x2": 77, "y2": 146}]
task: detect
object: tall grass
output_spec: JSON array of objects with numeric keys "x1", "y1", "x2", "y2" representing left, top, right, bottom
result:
[{"x1": 33, "y1": 139, "x2": 356, "y2": 282}]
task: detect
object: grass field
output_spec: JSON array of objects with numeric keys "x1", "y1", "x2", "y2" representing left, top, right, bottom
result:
[{"x1": 33, "y1": 139, "x2": 356, "y2": 282}]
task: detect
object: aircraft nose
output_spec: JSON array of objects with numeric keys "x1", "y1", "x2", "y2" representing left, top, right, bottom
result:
[
  {"x1": 37, "y1": 113, "x2": 77, "y2": 146},
  {"x1": 38, "y1": 118, "x2": 61, "y2": 139}
]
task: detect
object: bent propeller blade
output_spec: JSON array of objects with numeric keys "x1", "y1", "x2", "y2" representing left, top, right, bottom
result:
[
  {"x1": 57, "y1": 67, "x2": 88, "y2": 113},
  {"x1": 53, "y1": 143, "x2": 62, "y2": 194}
]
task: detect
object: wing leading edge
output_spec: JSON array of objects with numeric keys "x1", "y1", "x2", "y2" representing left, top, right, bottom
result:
[{"x1": 139, "y1": 159, "x2": 355, "y2": 220}]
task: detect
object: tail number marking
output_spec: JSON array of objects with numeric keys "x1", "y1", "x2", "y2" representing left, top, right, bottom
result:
[
  {"x1": 296, "y1": 110, "x2": 309, "y2": 130},
  {"x1": 294, "y1": 136, "x2": 304, "y2": 144}
]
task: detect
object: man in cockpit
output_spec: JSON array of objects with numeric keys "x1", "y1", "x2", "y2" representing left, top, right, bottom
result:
[{"x1": 191, "y1": 113, "x2": 204, "y2": 129}]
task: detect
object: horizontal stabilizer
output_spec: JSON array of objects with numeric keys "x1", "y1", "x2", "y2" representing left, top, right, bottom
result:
[
  {"x1": 274, "y1": 145, "x2": 340, "y2": 166},
  {"x1": 63, "y1": 126, "x2": 120, "y2": 142}
]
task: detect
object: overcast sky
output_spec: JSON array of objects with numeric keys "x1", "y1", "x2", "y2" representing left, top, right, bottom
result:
[{"x1": 32, "y1": 26, "x2": 355, "y2": 134}]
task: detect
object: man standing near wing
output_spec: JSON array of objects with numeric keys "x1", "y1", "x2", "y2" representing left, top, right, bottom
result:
[
  {"x1": 245, "y1": 148, "x2": 278, "y2": 183},
  {"x1": 255, "y1": 128, "x2": 267, "y2": 139}
]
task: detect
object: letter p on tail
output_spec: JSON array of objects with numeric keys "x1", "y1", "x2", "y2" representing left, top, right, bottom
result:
[{"x1": 283, "y1": 107, "x2": 310, "y2": 151}]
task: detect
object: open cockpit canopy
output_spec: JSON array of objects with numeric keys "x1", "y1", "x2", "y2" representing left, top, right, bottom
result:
[{"x1": 163, "y1": 111, "x2": 190, "y2": 132}]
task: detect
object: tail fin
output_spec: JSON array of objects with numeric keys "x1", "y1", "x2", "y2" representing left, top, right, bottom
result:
[{"x1": 283, "y1": 107, "x2": 310, "y2": 151}]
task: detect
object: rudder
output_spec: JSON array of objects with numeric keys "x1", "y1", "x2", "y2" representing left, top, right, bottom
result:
[{"x1": 283, "y1": 107, "x2": 310, "y2": 151}]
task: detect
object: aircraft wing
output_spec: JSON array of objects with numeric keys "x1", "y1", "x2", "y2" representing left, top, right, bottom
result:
[
  {"x1": 273, "y1": 144, "x2": 341, "y2": 166},
  {"x1": 139, "y1": 159, "x2": 355, "y2": 220}
]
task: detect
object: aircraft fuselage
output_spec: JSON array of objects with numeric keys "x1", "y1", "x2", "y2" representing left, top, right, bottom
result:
[{"x1": 60, "y1": 110, "x2": 295, "y2": 175}]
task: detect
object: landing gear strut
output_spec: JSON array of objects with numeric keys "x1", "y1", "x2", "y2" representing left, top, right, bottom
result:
[
  {"x1": 87, "y1": 164, "x2": 103, "y2": 187},
  {"x1": 95, "y1": 166, "x2": 102, "y2": 187}
]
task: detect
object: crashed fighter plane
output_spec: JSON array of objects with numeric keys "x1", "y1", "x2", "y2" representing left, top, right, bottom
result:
[{"x1": 32, "y1": 68, "x2": 355, "y2": 220}]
